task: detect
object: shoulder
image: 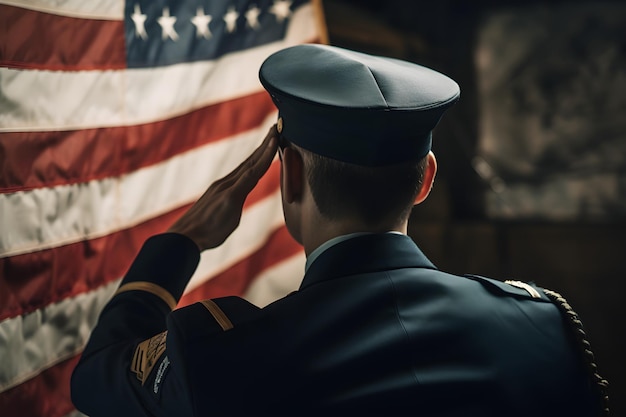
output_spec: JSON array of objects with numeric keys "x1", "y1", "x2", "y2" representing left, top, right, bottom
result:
[
  {"x1": 463, "y1": 273, "x2": 551, "y2": 301},
  {"x1": 161, "y1": 297, "x2": 262, "y2": 415},
  {"x1": 167, "y1": 296, "x2": 261, "y2": 346}
]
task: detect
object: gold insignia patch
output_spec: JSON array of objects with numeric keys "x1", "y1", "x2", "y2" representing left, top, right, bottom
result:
[
  {"x1": 505, "y1": 280, "x2": 542, "y2": 299},
  {"x1": 131, "y1": 331, "x2": 168, "y2": 385}
]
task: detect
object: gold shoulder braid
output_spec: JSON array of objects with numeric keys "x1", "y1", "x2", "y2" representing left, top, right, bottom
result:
[{"x1": 541, "y1": 288, "x2": 610, "y2": 416}]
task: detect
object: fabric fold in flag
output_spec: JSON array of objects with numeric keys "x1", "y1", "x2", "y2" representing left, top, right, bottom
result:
[{"x1": 0, "y1": 1, "x2": 327, "y2": 415}]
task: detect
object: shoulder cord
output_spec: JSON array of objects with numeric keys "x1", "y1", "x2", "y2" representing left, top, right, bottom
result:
[{"x1": 541, "y1": 288, "x2": 610, "y2": 416}]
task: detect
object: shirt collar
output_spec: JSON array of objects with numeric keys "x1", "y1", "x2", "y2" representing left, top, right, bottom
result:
[{"x1": 304, "y1": 231, "x2": 404, "y2": 273}]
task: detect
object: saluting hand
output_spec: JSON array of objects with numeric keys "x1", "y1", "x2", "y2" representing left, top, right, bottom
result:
[{"x1": 168, "y1": 126, "x2": 279, "y2": 252}]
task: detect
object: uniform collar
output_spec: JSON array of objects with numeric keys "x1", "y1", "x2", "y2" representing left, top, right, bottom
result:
[
  {"x1": 300, "y1": 233, "x2": 437, "y2": 291},
  {"x1": 304, "y1": 232, "x2": 389, "y2": 273}
]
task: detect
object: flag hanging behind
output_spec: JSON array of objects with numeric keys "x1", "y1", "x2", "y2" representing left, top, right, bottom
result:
[{"x1": 0, "y1": 1, "x2": 326, "y2": 416}]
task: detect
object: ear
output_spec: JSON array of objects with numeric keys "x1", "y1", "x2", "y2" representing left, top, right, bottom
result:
[
  {"x1": 414, "y1": 152, "x2": 437, "y2": 205},
  {"x1": 281, "y1": 147, "x2": 305, "y2": 204}
]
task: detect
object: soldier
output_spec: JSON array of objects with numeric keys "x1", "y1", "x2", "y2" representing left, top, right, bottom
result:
[{"x1": 71, "y1": 44, "x2": 606, "y2": 416}]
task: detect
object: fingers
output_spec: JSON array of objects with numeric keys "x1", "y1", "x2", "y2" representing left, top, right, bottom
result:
[
  {"x1": 249, "y1": 125, "x2": 279, "y2": 175},
  {"x1": 231, "y1": 126, "x2": 279, "y2": 199},
  {"x1": 167, "y1": 126, "x2": 279, "y2": 251},
  {"x1": 244, "y1": 125, "x2": 279, "y2": 173},
  {"x1": 213, "y1": 125, "x2": 278, "y2": 189}
]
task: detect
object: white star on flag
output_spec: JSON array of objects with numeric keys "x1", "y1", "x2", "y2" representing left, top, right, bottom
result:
[
  {"x1": 157, "y1": 7, "x2": 179, "y2": 41},
  {"x1": 245, "y1": 5, "x2": 261, "y2": 29},
  {"x1": 131, "y1": 4, "x2": 148, "y2": 40},
  {"x1": 223, "y1": 7, "x2": 240, "y2": 33},
  {"x1": 270, "y1": 0, "x2": 292, "y2": 23},
  {"x1": 191, "y1": 7, "x2": 212, "y2": 39}
]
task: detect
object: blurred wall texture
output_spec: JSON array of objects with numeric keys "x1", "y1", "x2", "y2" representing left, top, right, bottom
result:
[{"x1": 324, "y1": 0, "x2": 625, "y2": 414}]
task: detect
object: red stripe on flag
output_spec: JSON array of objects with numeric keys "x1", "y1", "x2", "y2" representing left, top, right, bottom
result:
[
  {"x1": 0, "y1": 205, "x2": 186, "y2": 321},
  {"x1": 0, "y1": 354, "x2": 79, "y2": 417},
  {"x1": 0, "y1": 92, "x2": 276, "y2": 193},
  {"x1": 0, "y1": 162, "x2": 281, "y2": 321},
  {"x1": 0, "y1": 4, "x2": 126, "y2": 71},
  {"x1": 180, "y1": 224, "x2": 301, "y2": 305}
]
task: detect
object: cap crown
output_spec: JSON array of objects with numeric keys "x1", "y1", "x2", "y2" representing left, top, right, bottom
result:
[{"x1": 260, "y1": 44, "x2": 460, "y2": 165}]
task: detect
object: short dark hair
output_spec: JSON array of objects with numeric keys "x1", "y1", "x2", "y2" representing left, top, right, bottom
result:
[{"x1": 295, "y1": 144, "x2": 428, "y2": 226}]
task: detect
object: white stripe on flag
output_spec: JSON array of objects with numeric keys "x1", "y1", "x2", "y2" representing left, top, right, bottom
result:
[
  {"x1": 0, "y1": 280, "x2": 118, "y2": 392},
  {"x1": 0, "y1": 0, "x2": 123, "y2": 20},
  {"x1": 62, "y1": 410, "x2": 88, "y2": 417},
  {"x1": 0, "y1": 117, "x2": 276, "y2": 258},
  {"x1": 243, "y1": 253, "x2": 306, "y2": 307},
  {"x1": 0, "y1": 4, "x2": 317, "y2": 132}
]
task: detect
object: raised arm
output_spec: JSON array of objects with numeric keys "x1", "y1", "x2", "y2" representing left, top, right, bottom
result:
[{"x1": 70, "y1": 127, "x2": 278, "y2": 417}]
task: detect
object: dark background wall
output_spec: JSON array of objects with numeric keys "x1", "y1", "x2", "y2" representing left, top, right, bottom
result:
[{"x1": 322, "y1": 0, "x2": 625, "y2": 414}]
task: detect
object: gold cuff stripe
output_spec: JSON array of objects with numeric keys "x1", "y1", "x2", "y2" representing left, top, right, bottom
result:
[
  {"x1": 201, "y1": 299, "x2": 234, "y2": 331},
  {"x1": 115, "y1": 282, "x2": 177, "y2": 310}
]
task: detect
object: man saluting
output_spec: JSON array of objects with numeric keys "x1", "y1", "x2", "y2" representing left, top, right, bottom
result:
[{"x1": 71, "y1": 44, "x2": 605, "y2": 416}]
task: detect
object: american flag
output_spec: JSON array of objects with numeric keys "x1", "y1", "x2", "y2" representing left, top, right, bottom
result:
[{"x1": 0, "y1": 1, "x2": 325, "y2": 415}]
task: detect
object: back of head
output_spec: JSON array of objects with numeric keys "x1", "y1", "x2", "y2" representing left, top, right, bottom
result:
[
  {"x1": 297, "y1": 147, "x2": 428, "y2": 226},
  {"x1": 259, "y1": 44, "x2": 460, "y2": 225}
]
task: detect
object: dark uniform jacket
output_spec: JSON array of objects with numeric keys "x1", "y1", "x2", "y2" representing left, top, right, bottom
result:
[{"x1": 71, "y1": 232, "x2": 597, "y2": 416}]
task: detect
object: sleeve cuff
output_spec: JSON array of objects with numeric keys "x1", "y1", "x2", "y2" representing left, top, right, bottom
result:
[
  {"x1": 114, "y1": 281, "x2": 178, "y2": 310},
  {"x1": 119, "y1": 233, "x2": 201, "y2": 303}
]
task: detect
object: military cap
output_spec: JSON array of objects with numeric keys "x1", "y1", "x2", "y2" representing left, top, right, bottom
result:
[{"x1": 259, "y1": 44, "x2": 460, "y2": 166}]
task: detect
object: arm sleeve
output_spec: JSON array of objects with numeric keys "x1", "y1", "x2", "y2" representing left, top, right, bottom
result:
[{"x1": 70, "y1": 233, "x2": 200, "y2": 417}]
